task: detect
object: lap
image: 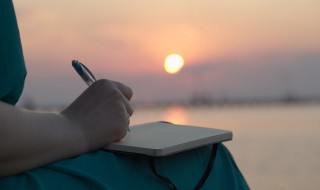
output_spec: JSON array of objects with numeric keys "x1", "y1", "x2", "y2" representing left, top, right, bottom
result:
[{"x1": 0, "y1": 144, "x2": 249, "y2": 190}]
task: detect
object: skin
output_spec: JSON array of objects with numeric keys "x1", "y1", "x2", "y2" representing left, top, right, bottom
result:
[{"x1": 0, "y1": 79, "x2": 133, "y2": 177}]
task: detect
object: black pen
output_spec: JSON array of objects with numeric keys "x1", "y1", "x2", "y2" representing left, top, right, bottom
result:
[{"x1": 72, "y1": 60, "x2": 96, "y2": 86}]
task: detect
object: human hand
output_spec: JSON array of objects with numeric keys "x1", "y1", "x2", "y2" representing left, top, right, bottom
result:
[{"x1": 61, "y1": 79, "x2": 133, "y2": 151}]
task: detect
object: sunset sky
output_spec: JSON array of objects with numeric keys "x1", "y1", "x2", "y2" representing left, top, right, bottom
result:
[{"x1": 13, "y1": 0, "x2": 320, "y2": 106}]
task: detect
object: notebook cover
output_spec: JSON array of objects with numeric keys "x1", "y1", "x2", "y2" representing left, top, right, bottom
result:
[{"x1": 103, "y1": 122, "x2": 232, "y2": 157}]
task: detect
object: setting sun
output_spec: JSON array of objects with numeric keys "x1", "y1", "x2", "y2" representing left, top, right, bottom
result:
[{"x1": 164, "y1": 54, "x2": 185, "y2": 74}]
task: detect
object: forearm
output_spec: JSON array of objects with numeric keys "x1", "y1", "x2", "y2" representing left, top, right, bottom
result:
[
  {"x1": 0, "y1": 102, "x2": 88, "y2": 177},
  {"x1": 0, "y1": 79, "x2": 133, "y2": 177}
]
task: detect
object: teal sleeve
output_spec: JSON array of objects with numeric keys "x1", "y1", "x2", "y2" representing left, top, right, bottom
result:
[{"x1": 0, "y1": 0, "x2": 27, "y2": 105}]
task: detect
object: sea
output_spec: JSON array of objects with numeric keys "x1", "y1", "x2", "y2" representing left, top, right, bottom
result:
[{"x1": 130, "y1": 103, "x2": 320, "y2": 190}]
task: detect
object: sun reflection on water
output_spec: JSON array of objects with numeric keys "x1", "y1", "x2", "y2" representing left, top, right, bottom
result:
[{"x1": 163, "y1": 105, "x2": 188, "y2": 125}]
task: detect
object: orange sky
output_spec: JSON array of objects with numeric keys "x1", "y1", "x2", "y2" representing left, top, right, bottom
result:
[{"x1": 13, "y1": 0, "x2": 320, "y2": 105}]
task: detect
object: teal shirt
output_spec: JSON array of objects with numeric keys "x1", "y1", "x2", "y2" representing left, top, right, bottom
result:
[
  {"x1": 0, "y1": 0, "x2": 26, "y2": 105},
  {"x1": 0, "y1": 1, "x2": 249, "y2": 189}
]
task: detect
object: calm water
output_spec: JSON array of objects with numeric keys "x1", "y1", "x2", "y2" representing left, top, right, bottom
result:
[{"x1": 131, "y1": 104, "x2": 320, "y2": 190}]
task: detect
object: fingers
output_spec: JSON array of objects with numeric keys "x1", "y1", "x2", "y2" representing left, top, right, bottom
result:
[
  {"x1": 123, "y1": 97, "x2": 134, "y2": 116},
  {"x1": 116, "y1": 82, "x2": 134, "y2": 116},
  {"x1": 112, "y1": 80, "x2": 133, "y2": 101},
  {"x1": 93, "y1": 79, "x2": 133, "y2": 101},
  {"x1": 93, "y1": 79, "x2": 134, "y2": 116}
]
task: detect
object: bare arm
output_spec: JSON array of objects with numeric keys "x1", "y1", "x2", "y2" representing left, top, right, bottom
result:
[
  {"x1": 0, "y1": 79, "x2": 133, "y2": 177},
  {"x1": 0, "y1": 103, "x2": 87, "y2": 176}
]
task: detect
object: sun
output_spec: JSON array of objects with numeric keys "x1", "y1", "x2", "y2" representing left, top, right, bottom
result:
[{"x1": 164, "y1": 54, "x2": 185, "y2": 74}]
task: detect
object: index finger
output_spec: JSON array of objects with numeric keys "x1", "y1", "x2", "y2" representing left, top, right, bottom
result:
[{"x1": 112, "y1": 81, "x2": 133, "y2": 100}]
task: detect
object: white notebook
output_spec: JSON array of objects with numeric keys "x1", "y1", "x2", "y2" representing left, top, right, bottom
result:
[{"x1": 103, "y1": 122, "x2": 232, "y2": 157}]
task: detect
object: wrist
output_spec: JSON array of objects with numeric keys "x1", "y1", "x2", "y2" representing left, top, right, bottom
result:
[{"x1": 58, "y1": 112, "x2": 91, "y2": 153}]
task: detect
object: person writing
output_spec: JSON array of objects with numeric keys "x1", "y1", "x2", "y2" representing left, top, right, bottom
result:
[
  {"x1": 0, "y1": 0, "x2": 249, "y2": 189},
  {"x1": 0, "y1": 0, "x2": 132, "y2": 177}
]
